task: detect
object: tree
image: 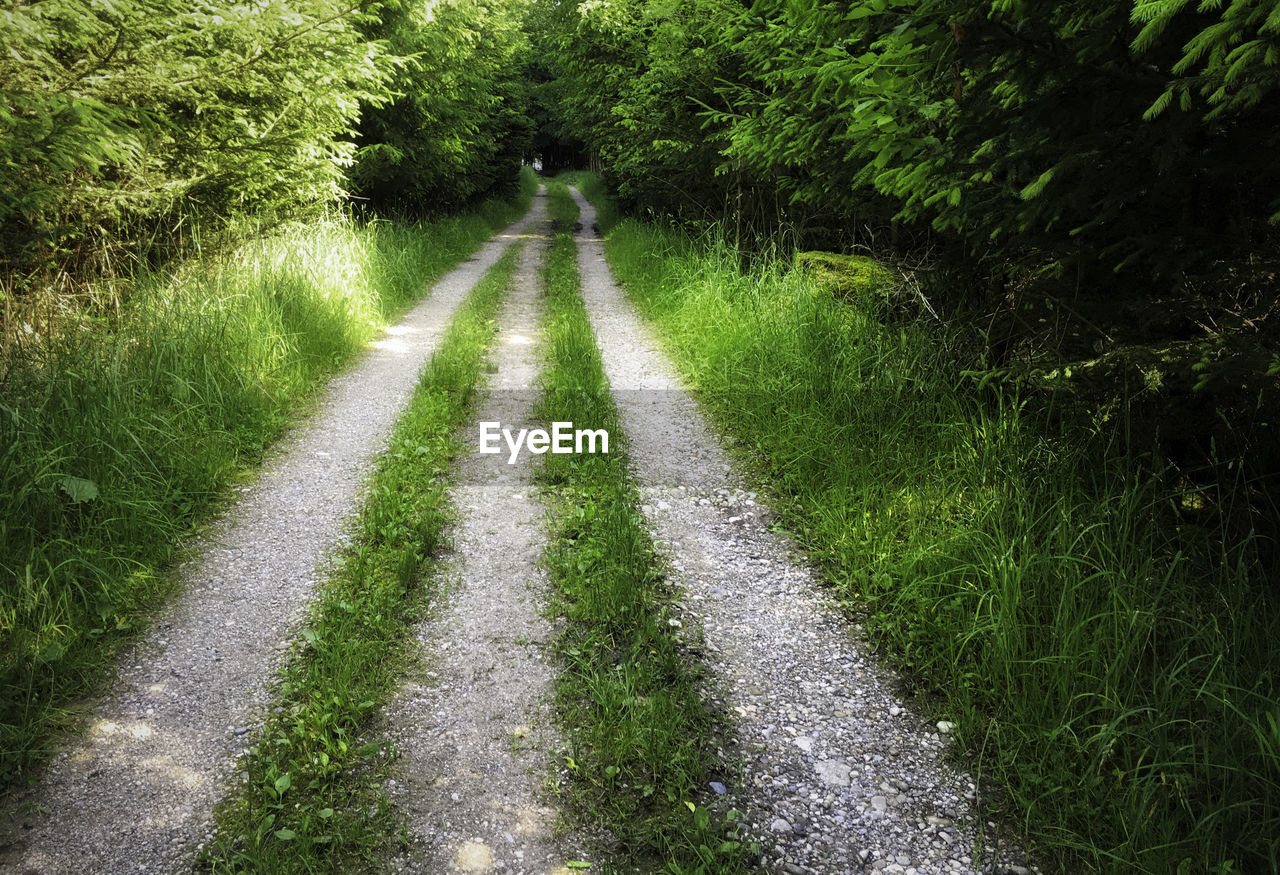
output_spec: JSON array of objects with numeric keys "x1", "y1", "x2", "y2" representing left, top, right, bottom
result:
[
  {"x1": 537, "y1": 0, "x2": 1280, "y2": 282},
  {"x1": 349, "y1": 0, "x2": 534, "y2": 213},
  {"x1": 0, "y1": 0, "x2": 392, "y2": 282}
]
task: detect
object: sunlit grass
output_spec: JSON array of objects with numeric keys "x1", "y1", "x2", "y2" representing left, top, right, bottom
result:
[
  {"x1": 589, "y1": 185, "x2": 1279, "y2": 874},
  {"x1": 0, "y1": 169, "x2": 538, "y2": 787}
]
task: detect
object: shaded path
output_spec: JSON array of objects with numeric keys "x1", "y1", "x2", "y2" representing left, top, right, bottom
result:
[
  {"x1": 384, "y1": 198, "x2": 586, "y2": 875},
  {"x1": 0, "y1": 203, "x2": 543, "y2": 875},
  {"x1": 567, "y1": 188, "x2": 1033, "y2": 875}
]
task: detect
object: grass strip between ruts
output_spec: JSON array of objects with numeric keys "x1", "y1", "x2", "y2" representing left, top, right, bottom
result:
[
  {"x1": 201, "y1": 241, "x2": 525, "y2": 873},
  {"x1": 534, "y1": 183, "x2": 755, "y2": 874}
]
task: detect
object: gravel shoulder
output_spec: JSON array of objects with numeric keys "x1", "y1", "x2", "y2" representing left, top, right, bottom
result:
[
  {"x1": 384, "y1": 201, "x2": 587, "y2": 875},
  {"x1": 0, "y1": 206, "x2": 543, "y2": 875},
  {"x1": 567, "y1": 188, "x2": 1036, "y2": 875}
]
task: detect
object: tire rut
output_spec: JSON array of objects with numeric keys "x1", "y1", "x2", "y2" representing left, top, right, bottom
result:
[
  {"x1": 566, "y1": 189, "x2": 1034, "y2": 875},
  {"x1": 383, "y1": 201, "x2": 587, "y2": 875},
  {"x1": 0, "y1": 202, "x2": 545, "y2": 875}
]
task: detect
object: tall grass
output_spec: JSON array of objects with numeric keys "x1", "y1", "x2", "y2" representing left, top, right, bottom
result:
[
  {"x1": 0, "y1": 169, "x2": 537, "y2": 787},
  {"x1": 598, "y1": 212, "x2": 1279, "y2": 873}
]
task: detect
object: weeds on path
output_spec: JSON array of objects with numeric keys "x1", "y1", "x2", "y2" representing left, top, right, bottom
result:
[
  {"x1": 200, "y1": 241, "x2": 525, "y2": 872},
  {"x1": 535, "y1": 183, "x2": 754, "y2": 873},
  {"x1": 583, "y1": 175, "x2": 1279, "y2": 874},
  {"x1": 0, "y1": 171, "x2": 537, "y2": 788}
]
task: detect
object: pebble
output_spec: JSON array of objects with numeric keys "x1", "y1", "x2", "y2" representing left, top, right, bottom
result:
[{"x1": 814, "y1": 760, "x2": 851, "y2": 787}]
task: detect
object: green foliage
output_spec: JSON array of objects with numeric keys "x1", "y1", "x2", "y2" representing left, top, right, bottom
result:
[
  {"x1": 599, "y1": 202, "x2": 1280, "y2": 873},
  {"x1": 532, "y1": 0, "x2": 738, "y2": 220},
  {"x1": 0, "y1": 0, "x2": 536, "y2": 296},
  {"x1": 535, "y1": 0, "x2": 1280, "y2": 278},
  {"x1": 0, "y1": 0, "x2": 391, "y2": 280},
  {"x1": 203, "y1": 240, "x2": 524, "y2": 873},
  {"x1": 1135, "y1": 0, "x2": 1280, "y2": 118},
  {"x1": 350, "y1": 0, "x2": 535, "y2": 212},
  {"x1": 0, "y1": 182, "x2": 533, "y2": 789}
]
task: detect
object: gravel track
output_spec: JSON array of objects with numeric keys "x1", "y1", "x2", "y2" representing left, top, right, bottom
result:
[
  {"x1": 567, "y1": 189, "x2": 1035, "y2": 875},
  {"x1": 384, "y1": 198, "x2": 586, "y2": 875},
  {"x1": 0, "y1": 203, "x2": 543, "y2": 875}
]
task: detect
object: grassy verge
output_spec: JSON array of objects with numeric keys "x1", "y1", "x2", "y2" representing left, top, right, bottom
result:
[
  {"x1": 576, "y1": 177, "x2": 1280, "y2": 874},
  {"x1": 0, "y1": 168, "x2": 537, "y2": 789},
  {"x1": 535, "y1": 183, "x2": 753, "y2": 873},
  {"x1": 200, "y1": 240, "x2": 524, "y2": 872}
]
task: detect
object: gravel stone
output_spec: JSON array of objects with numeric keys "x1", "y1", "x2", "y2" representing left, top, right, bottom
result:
[
  {"x1": 0, "y1": 201, "x2": 547, "y2": 874},
  {"x1": 568, "y1": 188, "x2": 1038, "y2": 875},
  {"x1": 815, "y1": 761, "x2": 853, "y2": 787}
]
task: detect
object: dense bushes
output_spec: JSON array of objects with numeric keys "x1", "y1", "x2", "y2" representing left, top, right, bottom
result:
[
  {"x1": 0, "y1": 0, "x2": 388, "y2": 282},
  {"x1": 349, "y1": 0, "x2": 533, "y2": 212},
  {"x1": 536, "y1": 0, "x2": 1280, "y2": 279},
  {"x1": 0, "y1": 0, "x2": 532, "y2": 295}
]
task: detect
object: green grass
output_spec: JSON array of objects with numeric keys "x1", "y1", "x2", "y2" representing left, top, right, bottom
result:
[
  {"x1": 200, "y1": 239, "x2": 525, "y2": 873},
  {"x1": 535, "y1": 183, "x2": 754, "y2": 873},
  {"x1": 576, "y1": 178, "x2": 1280, "y2": 874},
  {"x1": 0, "y1": 167, "x2": 537, "y2": 789}
]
